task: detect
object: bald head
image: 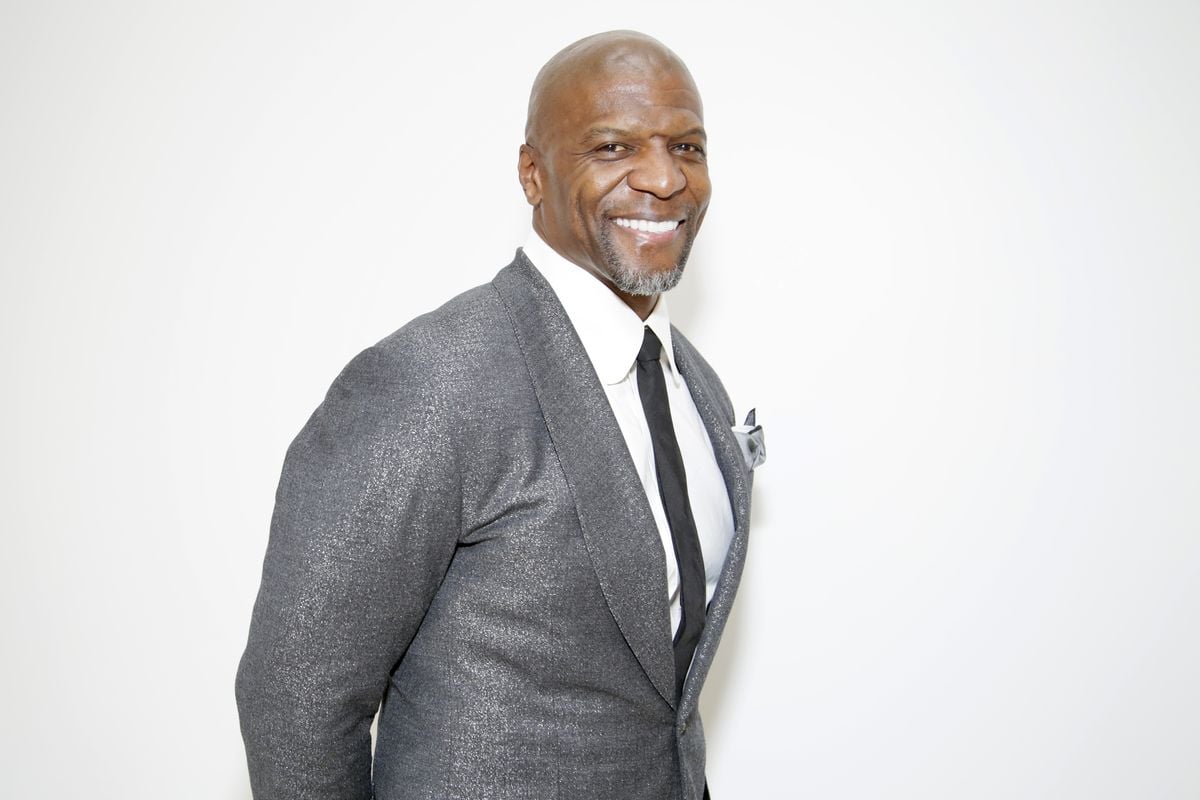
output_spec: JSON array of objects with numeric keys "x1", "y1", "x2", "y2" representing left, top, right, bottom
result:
[{"x1": 525, "y1": 31, "x2": 702, "y2": 146}]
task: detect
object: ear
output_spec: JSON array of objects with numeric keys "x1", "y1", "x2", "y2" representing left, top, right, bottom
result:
[{"x1": 517, "y1": 144, "x2": 543, "y2": 207}]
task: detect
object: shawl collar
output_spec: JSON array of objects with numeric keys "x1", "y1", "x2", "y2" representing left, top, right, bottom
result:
[
  {"x1": 492, "y1": 251, "x2": 677, "y2": 706},
  {"x1": 671, "y1": 331, "x2": 753, "y2": 724}
]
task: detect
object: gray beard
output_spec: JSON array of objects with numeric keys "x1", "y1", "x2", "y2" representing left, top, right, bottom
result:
[{"x1": 598, "y1": 224, "x2": 695, "y2": 296}]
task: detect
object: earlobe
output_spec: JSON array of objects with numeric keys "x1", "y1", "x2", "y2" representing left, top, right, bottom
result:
[{"x1": 517, "y1": 144, "x2": 542, "y2": 207}]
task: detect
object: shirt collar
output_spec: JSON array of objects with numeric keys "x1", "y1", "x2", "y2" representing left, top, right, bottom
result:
[{"x1": 522, "y1": 230, "x2": 681, "y2": 388}]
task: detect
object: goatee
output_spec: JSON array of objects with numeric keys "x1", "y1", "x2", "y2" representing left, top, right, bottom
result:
[{"x1": 598, "y1": 225, "x2": 695, "y2": 296}]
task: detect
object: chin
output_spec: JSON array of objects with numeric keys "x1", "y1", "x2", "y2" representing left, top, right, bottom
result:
[
  {"x1": 611, "y1": 261, "x2": 687, "y2": 296},
  {"x1": 599, "y1": 230, "x2": 695, "y2": 296}
]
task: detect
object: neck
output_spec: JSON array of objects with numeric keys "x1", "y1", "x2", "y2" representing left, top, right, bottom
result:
[
  {"x1": 614, "y1": 287, "x2": 657, "y2": 321},
  {"x1": 573, "y1": 263, "x2": 657, "y2": 320},
  {"x1": 532, "y1": 224, "x2": 659, "y2": 320}
]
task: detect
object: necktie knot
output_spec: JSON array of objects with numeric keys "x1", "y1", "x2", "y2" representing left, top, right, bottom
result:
[{"x1": 637, "y1": 326, "x2": 662, "y2": 364}]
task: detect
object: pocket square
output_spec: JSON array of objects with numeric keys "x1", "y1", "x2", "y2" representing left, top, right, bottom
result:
[{"x1": 731, "y1": 408, "x2": 765, "y2": 471}]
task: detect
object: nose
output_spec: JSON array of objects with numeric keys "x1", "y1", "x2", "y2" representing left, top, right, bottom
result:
[{"x1": 627, "y1": 145, "x2": 686, "y2": 200}]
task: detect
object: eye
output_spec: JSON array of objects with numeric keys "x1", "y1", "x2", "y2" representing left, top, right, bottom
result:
[
  {"x1": 672, "y1": 142, "x2": 706, "y2": 156},
  {"x1": 596, "y1": 143, "x2": 630, "y2": 154}
]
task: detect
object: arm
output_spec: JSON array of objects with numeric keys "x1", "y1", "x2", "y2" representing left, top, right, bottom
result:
[{"x1": 235, "y1": 342, "x2": 461, "y2": 799}]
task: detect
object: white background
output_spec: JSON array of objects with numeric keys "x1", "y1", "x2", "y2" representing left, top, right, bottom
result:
[{"x1": 2, "y1": 2, "x2": 1198, "y2": 797}]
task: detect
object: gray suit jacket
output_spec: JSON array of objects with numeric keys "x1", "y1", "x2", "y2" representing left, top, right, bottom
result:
[{"x1": 236, "y1": 252, "x2": 753, "y2": 800}]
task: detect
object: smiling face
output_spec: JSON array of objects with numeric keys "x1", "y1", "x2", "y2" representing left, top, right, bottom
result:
[{"x1": 519, "y1": 35, "x2": 710, "y2": 317}]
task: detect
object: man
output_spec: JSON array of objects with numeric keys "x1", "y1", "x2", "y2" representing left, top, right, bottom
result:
[{"x1": 236, "y1": 30, "x2": 757, "y2": 800}]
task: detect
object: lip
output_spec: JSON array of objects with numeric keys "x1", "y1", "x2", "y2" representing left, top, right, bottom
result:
[{"x1": 608, "y1": 216, "x2": 687, "y2": 243}]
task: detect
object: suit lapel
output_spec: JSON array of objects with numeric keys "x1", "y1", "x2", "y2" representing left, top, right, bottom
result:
[
  {"x1": 671, "y1": 331, "x2": 753, "y2": 722},
  {"x1": 492, "y1": 253, "x2": 678, "y2": 707}
]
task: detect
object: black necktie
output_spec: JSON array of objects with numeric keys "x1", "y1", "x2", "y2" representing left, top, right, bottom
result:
[{"x1": 635, "y1": 326, "x2": 706, "y2": 699}]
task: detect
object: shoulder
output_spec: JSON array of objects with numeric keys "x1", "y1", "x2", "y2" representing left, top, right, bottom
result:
[
  {"x1": 289, "y1": 281, "x2": 512, "y2": 472},
  {"x1": 374, "y1": 281, "x2": 506, "y2": 363},
  {"x1": 319, "y1": 274, "x2": 526, "y2": 435}
]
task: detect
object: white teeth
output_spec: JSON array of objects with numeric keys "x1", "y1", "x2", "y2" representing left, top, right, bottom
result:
[{"x1": 614, "y1": 218, "x2": 680, "y2": 233}]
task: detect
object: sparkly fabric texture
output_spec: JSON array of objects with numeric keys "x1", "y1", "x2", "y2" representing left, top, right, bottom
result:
[{"x1": 236, "y1": 252, "x2": 753, "y2": 800}]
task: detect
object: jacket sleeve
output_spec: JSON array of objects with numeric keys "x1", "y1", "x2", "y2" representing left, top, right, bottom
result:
[{"x1": 235, "y1": 341, "x2": 462, "y2": 799}]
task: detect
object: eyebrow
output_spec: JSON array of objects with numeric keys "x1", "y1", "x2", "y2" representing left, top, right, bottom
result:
[{"x1": 579, "y1": 126, "x2": 707, "y2": 144}]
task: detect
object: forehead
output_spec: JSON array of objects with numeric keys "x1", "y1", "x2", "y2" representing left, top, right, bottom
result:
[{"x1": 548, "y1": 67, "x2": 704, "y2": 142}]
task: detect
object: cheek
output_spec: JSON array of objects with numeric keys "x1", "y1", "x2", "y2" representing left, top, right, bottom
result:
[
  {"x1": 573, "y1": 166, "x2": 628, "y2": 217},
  {"x1": 547, "y1": 176, "x2": 583, "y2": 231},
  {"x1": 568, "y1": 181, "x2": 607, "y2": 227}
]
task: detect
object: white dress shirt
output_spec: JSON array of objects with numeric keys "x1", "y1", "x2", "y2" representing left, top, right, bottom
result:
[{"x1": 523, "y1": 232, "x2": 735, "y2": 636}]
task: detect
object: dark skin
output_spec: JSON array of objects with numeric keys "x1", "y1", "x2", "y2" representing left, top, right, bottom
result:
[{"x1": 518, "y1": 32, "x2": 711, "y2": 320}]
